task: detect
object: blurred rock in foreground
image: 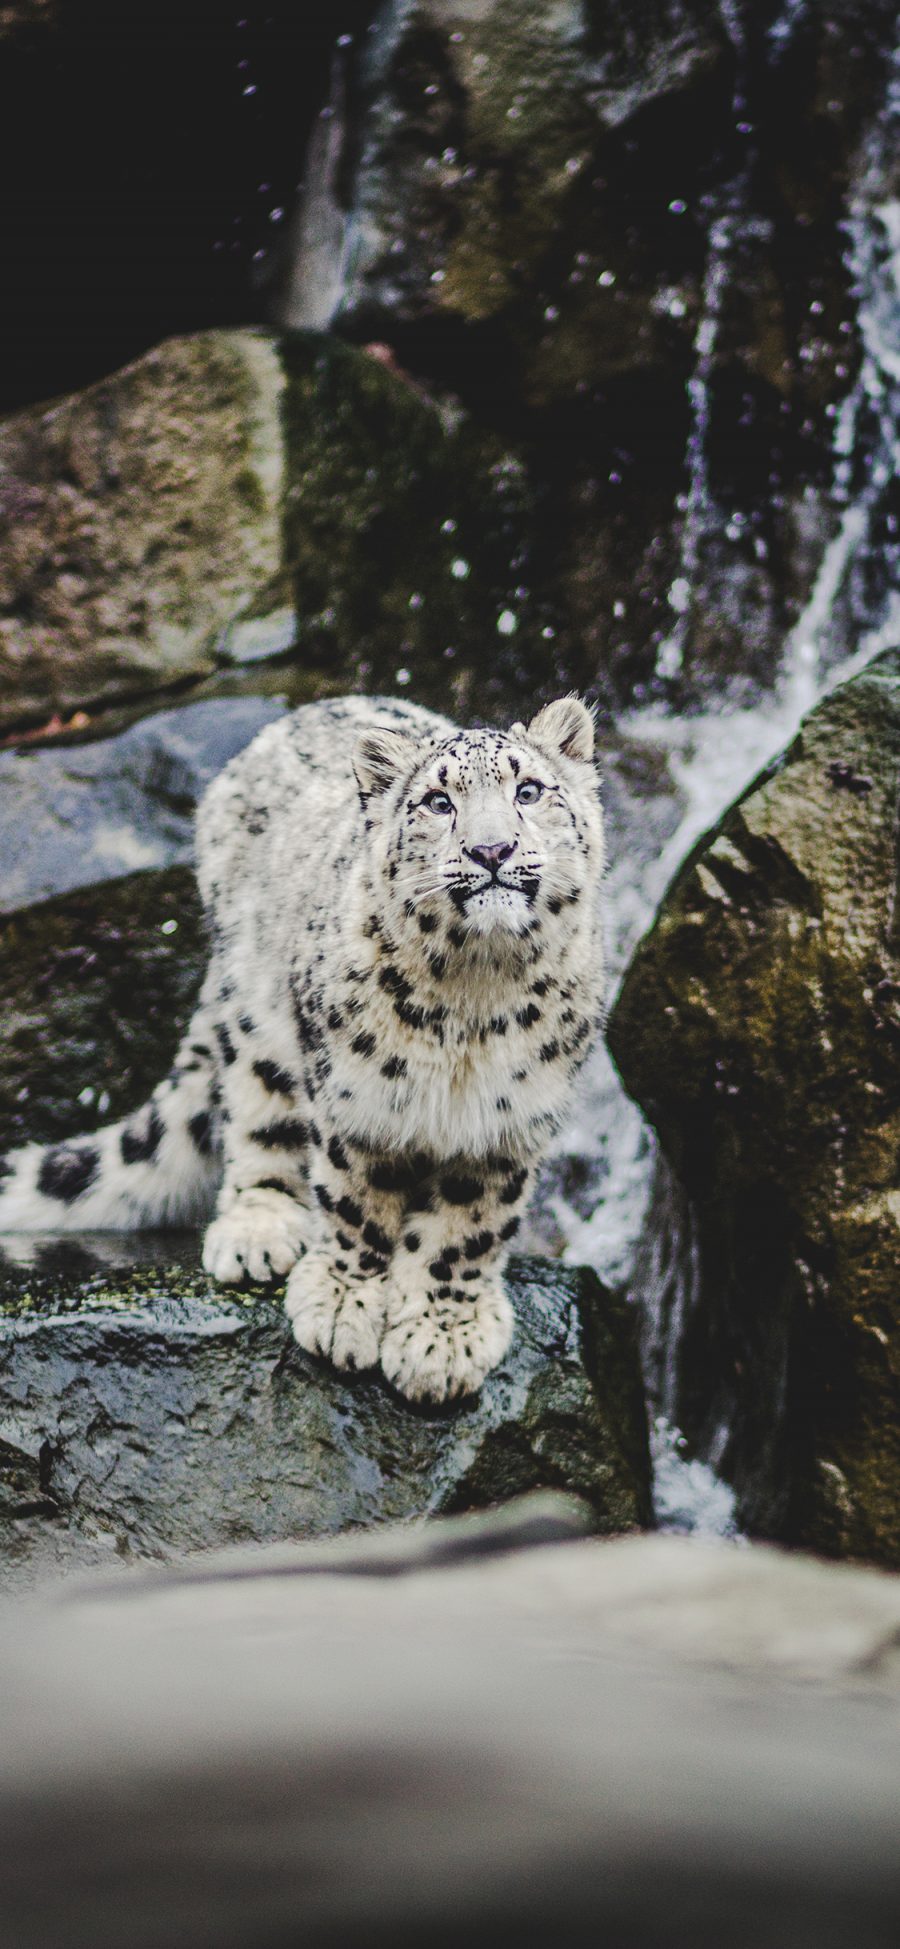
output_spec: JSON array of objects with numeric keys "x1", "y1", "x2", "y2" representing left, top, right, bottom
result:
[
  {"x1": 609, "y1": 648, "x2": 900, "y2": 1566},
  {"x1": 2, "y1": 1503, "x2": 900, "y2": 1946}
]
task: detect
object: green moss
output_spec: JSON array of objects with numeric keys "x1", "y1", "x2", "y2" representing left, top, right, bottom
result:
[{"x1": 609, "y1": 650, "x2": 900, "y2": 1566}]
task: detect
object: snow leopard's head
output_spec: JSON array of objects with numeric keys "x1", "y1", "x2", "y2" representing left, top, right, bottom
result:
[{"x1": 353, "y1": 697, "x2": 603, "y2": 946}]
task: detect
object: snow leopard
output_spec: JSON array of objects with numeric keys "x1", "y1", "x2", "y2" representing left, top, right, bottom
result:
[{"x1": 0, "y1": 693, "x2": 605, "y2": 1402}]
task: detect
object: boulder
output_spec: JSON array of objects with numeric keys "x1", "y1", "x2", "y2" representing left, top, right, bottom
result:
[
  {"x1": 4, "y1": 1509, "x2": 900, "y2": 1946},
  {"x1": 0, "y1": 697, "x2": 284, "y2": 912},
  {"x1": 0, "y1": 1237, "x2": 651, "y2": 1592},
  {"x1": 0, "y1": 328, "x2": 557, "y2": 732},
  {"x1": 608, "y1": 649, "x2": 900, "y2": 1566}
]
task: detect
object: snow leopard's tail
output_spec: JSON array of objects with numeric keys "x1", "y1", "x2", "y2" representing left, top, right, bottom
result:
[{"x1": 0, "y1": 997, "x2": 224, "y2": 1236}]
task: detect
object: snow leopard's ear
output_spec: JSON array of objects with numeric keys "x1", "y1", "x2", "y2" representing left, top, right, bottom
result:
[
  {"x1": 526, "y1": 695, "x2": 595, "y2": 764},
  {"x1": 353, "y1": 727, "x2": 417, "y2": 798}
]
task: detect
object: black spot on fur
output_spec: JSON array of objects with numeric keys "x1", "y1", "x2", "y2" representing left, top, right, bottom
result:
[
  {"x1": 327, "y1": 1135, "x2": 351, "y2": 1172},
  {"x1": 499, "y1": 1169, "x2": 528, "y2": 1205},
  {"x1": 381, "y1": 1055, "x2": 407, "y2": 1080},
  {"x1": 489, "y1": 1016, "x2": 507, "y2": 1036},
  {"x1": 38, "y1": 1144, "x2": 99, "y2": 1204},
  {"x1": 417, "y1": 912, "x2": 438, "y2": 934},
  {"x1": 327, "y1": 1006, "x2": 344, "y2": 1032},
  {"x1": 337, "y1": 1231, "x2": 355, "y2": 1250},
  {"x1": 404, "y1": 1230, "x2": 421, "y2": 1252},
  {"x1": 516, "y1": 1004, "x2": 541, "y2": 1030},
  {"x1": 448, "y1": 925, "x2": 466, "y2": 949},
  {"x1": 531, "y1": 979, "x2": 550, "y2": 997},
  {"x1": 351, "y1": 1032, "x2": 376, "y2": 1058},
  {"x1": 463, "y1": 1230, "x2": 494, "y2": 1260},
  {"x1": 249, "y1": 1119, "x2": 309, "y2": 1149},
  {"x1": 379, "y1": 964, "x2": 414, "y2": 1004},
  {"x1": 314, "y1": 1183, "x2": 334, "y2": 1212},
  {"x1": 257, "y1": 1177, "x2": 292, "y2": 1195},
  {"x1": 359, "y1": 1251, "x2": 388, "y2": 1274},
  {"x1": 189, "y1": 1111, "x2": 214, "y2": 1157},
  {"x1": 547, "y1": 897, "x2": 563, "y2": 915},
  {"x1": 238, "y1": 1014, "x2": 256, "y2": 1036},
  {"x1": 369, "y1": 1159, "x2": 415, "y2": 1193},
  {"x1": 363, "y1": 1219, "x2": 393, "y2": 1256},
  {"x1": 253, "y1": 1059, "x2": 298, "y2": 1098},
  {"x1": 499, "y1": 1215, "x2": 521, "y2": 1241},
  {"x1": 440, "y1": 1173, "x2": 482, "y2": 1205},
  {"x1": 539, "y1": 1039, "x2": 561, "y2": 1063},
  {"x1": 120, "y1": 1105, "x2": 164, "y2": 1166},
  {"x1": 214, "y1": 1022, "x2": 237, "y2": 1066},
  {"x1": 336, "y1": 1196, "x2": 364, "y2": 1228}
]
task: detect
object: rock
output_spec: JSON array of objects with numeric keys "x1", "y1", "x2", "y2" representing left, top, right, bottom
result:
[
  {"x1": 608, "y1": 648, "x2": 900, "y2": 1566},
  {"x1": 0, "y1": 331, "x2": 287, "y2": 728},
  {"x1": 0, "y1": 867, "x2": 207, "y2": 1156},
  {"x1": 0, "y1": 1238, "x2": 651, "y2": 1591},
  {"x1": 0, "y1": 697, "x2": 284, "y2": 912},
  {"x1": 0, "y1": 328, "x2": 557, "y2": 732},
  {"x1": 4, "y1": 1513, "x2": 900, "y2": 1946}
]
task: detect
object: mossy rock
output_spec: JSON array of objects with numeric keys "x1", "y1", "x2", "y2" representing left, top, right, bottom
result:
[{"x1": 608, "y1": 649, "x2": 900, "y2": 1566}]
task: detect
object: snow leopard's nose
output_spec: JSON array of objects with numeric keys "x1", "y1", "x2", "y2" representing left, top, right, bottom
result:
[{"x1": 466, "y1": 839, "x2": 517, "y2": 875}]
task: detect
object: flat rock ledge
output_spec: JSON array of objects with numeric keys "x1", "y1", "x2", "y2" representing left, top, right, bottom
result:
[{"x1": 0, "y1": 1236, "x2": 651, "y2": 1593}]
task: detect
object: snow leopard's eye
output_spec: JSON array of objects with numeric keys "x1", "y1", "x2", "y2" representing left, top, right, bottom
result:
[
  {"x1": 515, "y1": 779, "x2": 544, "y2": 805},
  {"x1": 422, "y1": 789, "x2": 454, "y2": 815}
]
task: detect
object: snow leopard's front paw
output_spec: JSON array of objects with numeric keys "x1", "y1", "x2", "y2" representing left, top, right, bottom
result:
[
  {"x1": 202, "y1": 1189, "x2": 307, "y2": 1285},
  {"x1": 284, "y1": 1252, "x2": 387, "y2": 1372},
  {"x1": 379, "y1": 1282, "x2": 514, "y2": 1404}
]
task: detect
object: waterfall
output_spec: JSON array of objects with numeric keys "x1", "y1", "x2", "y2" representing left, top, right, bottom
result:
[{"x1": 550, "y1": 19, "x2": 900, "y2": 1535}]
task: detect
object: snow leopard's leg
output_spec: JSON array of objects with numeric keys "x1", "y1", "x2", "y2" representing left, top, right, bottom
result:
[
  {"x1": 200, "y1": 1003, "x2": 312, "y2": 1285},
  {"x1": 283, "y1": 1135, "x2": 408, "y2": 1373},
  {"x1": 0, "y1": 988, "x2": 224, "y2": 1234},
  {"x1": 379, "y1": 1155, "x2": 533, "y2": 1403}
]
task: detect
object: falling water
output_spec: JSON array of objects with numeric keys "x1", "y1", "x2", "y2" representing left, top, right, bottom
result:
[{"x1": 545, "y1": 23, "x2": 900, "y2": 1535}]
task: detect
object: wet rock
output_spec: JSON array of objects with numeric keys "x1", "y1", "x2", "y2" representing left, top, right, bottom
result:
[
  {"x1": 273, "y1": 0, "x2": 899, "y2": 706},
  {"x1": 608, "y1": 648, "x2": 900, "y2": 1566},
  {"x1": 0, "y1": 697, "x2": 284, "y2": 911},
  {"x1": 0, "y1": 867, "x2": 206, "y2": 1155},
  {"x1": 0, "y1": 1237, "x2": 651, "y2": 1591}
]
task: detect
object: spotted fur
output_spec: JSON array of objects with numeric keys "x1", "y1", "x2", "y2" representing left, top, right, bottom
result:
[{"x1": 0, "y1": 694, "x2": 605, "y2": 1401}]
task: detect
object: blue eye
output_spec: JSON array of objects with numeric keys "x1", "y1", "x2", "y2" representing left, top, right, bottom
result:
[
  {"x1": 516, "y1": 779, "x2": 544, "y2": 805},
  {"x1": 422, "y1": 790, "x2": 453, "y2": 815}
]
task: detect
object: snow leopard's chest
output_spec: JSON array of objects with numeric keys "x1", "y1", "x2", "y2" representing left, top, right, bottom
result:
[{"x1": 288, "y1": 924, "x2": 597, "y2": 1160}]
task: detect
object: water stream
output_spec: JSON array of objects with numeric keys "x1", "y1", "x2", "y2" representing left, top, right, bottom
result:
[{"x1": 543, "y1": 25, "x2": 900, "y2": 1533}]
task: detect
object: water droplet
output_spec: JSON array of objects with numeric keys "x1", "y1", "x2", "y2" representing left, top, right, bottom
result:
[
  {"x1": 396, "y1": 668, "x2": 411, "y2": 685},
  {"x1": 668, "y1": 198, "x2": 687, "y2": 214},
  {"x1": 78, "y1": 1086, "x2": 95, "y2": 1106},
  {"x1": 613, "y1": 599, "x2": 626, "y2": 618},
  {"x1": 596, "y1": 270, "x2": 616, "y2": 287},
  {"x1": 242, "y1": 83, "x2": 257, "y2": 96},
  {"x1": 425, "y1": 83, "x2": 439, "y2": 95},
  {"x1": 98, "y1": 1091, "x2": 111, "y2": 1115},
  {"x1": 668, "y1": 577, "x2": 691, "y2": 614},
  {"x1": 442, "y1": 147, "x2": 457, "y2": 163},
  {"x1": 544, "y1": 304, "x2": 559, "y2": 322},
  {"x1": 497, "y1": 610, "x2": 518, "y2": 636},
  {"x1": 161, "y1": 918, "x2": 179, "y2": 935},
  {"x1": 441, "y1": 518, "x2": 457, "y2": 534},
  {"x1": 431, "y1": 268, "x2": 446, "y2": 284},
  {"x1": 541, "y1": 626, "x2": 555, "y2": 640},
  {"x1": 565, "y1": 158, "x2": 581, "y2": 176},
  {"x1": 337, "y1": 33, "x2": 352, "y2": 46},
  {"x1": 810, "y1": 299, "x2": 824, "y2": 315},
  {"x1": 269, "y1": 207, "x2": 284, "y2": 223},
  {"x1": 408, "y1": 593, "x2": 423, "y2": 611},
  {"x1": 451, "y1": 558, "x2": 470, "y2": 580}
]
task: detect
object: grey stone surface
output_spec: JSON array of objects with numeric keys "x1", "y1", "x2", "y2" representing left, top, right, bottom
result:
[
  {"x1": 0, "y1": 1238, "x2": 651, "y2": 1592},
  {"x1": 0, "y1": 697, "x2": 284, "y2": 910},
  {"x1": 2, "y1": 1505, "x2": 900, "y2": 1947}
]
